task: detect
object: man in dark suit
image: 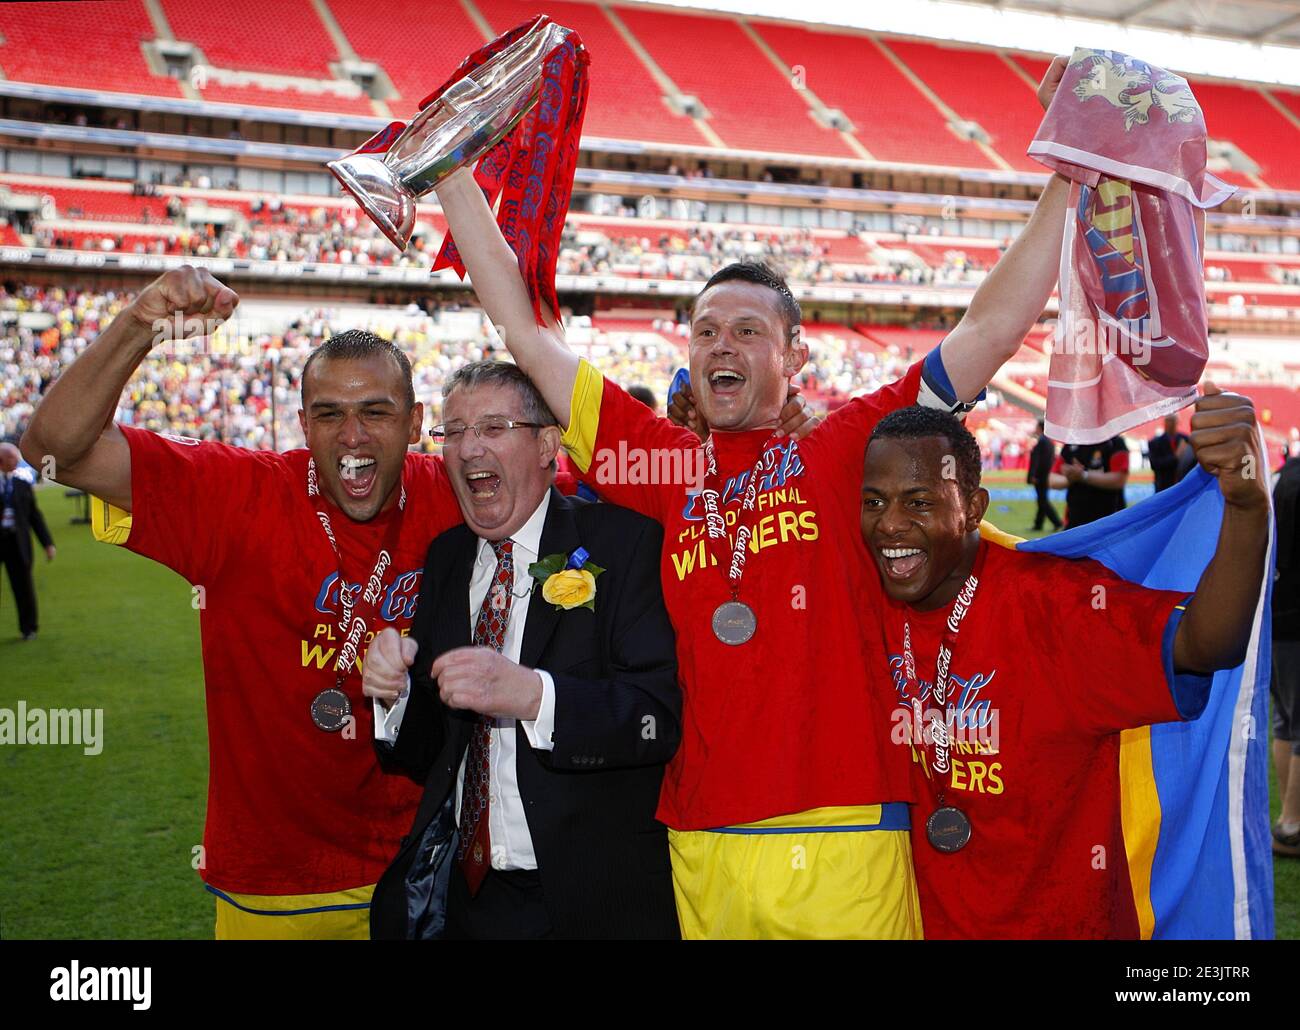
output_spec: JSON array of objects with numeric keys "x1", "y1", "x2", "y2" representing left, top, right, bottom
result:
[
  {"x1": 1148, "y1": 414, "x2": 1191, "y2": 492},
  {"x1": 1026, "y1": 420, "x2": 1061, "y2": 532},
  {"x1": 0, "y1": 442, "x2": 56, "y2": 640},
  {"x1": 363, "y1": 361, "x2": 682, "y2": 939}
]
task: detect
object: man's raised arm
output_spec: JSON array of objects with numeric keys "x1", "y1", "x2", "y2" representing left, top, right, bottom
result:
[
  {"x1": 19, "y1": 266, "x2": 238, "y2": 511},
  {"x1": 435, "y1": 168, "x2": 579, "y2": 427},
  {"x1": 939, "y1": 56, "x2": 1070, "y2": 403},
  {"x1": 1172, "y1": 385, "x2": 1272, "y2": 675}
]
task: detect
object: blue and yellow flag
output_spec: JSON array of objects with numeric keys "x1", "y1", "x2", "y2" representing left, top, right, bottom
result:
[{"x1": 1018, "y1": 467, "x2": 1274, "y2": 939}]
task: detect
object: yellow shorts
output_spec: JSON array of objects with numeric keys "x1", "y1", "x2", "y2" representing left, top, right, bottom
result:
[
  {"x1": 668, "y1": 804, "x2": 922, "y2": 939},
  {"x1": 209, "y1": 884, "x2": 375, "y2": 940}
]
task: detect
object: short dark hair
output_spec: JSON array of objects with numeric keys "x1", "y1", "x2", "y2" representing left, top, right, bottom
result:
[
  {"x1": 628, "y1": 385, "x2": 657, "y2": 410},
  {"x1": 869, "y1": 406, "x2": 982, "y2": 496},
  {"x1": 441, "y1": 359, "x2": 557, "y2": 427},
  {"x1": 301, "y1": 329, "x2": 415, "y2": 408},
  {"x1": 692, "y1": 261, "x2": 801, "y2": 342}
]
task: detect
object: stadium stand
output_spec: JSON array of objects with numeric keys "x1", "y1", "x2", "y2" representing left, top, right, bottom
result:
[
  {"x1": 883, "y1": 39, "x2": 1045, "y2": 172},
  {"x1": 161, "y1": 0, "x2": 340, "y2": 78},
  {"x1": 194, "y1": 82, "x2": 376, "y2": 116},
  {"x1": 0, "y1": 0, "x2": 181, "y2": 97},
  {"x1": 612, "y1": 5, "x2": 857, "y2": 157},
  {"x1": 1191, "y1": 81, "x2": 1300, "y2": 192},
  {"x1": 752, "y1": 22, "x2": 998, "y2": 169},
  {"x1": 475, "y1": 0, "x2": 713, "y2": 147},
  {"x1": 0, "y1": 0, "x2": 1297, "y2": 189},
  {"x1": 326, "y1": 0, "x2": 487, "y2": 116}
]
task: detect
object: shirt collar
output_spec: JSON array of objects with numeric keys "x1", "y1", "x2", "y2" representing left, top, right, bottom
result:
[{"x1": 475, "y1": 488, "x2": 552, "y2": 568}]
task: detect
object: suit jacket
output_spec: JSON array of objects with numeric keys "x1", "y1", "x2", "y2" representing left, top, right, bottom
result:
[
  {"x1": 370, "y1": 487, "x2": 682, "y2": 940},
  {"x1": 1027, "y1": 436, "x2": 1055, "y2": 486},
  {"x1": 1, "y1": 475, "x2": 53, "y2": 566},
  {"x1": 1148, "y1": 431, "x2": 1190, "y2": 492}
]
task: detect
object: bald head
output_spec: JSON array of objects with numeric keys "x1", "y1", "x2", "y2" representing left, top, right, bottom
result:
[{"x1": 0, "y1": 443, "x2": 19, "y2": 473}]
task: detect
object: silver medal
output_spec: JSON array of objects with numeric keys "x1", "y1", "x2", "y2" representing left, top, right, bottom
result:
[
  {"x1": 712, "y1": 600, "x2": 757, "y2": 646},
  {"x1": 311, "y1": 688, "x2": 352, "y2": 732}
]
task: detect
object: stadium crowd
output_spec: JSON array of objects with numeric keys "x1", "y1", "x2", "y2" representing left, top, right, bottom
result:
[
  {"x1": 22, "y1": 187, "x2": 995, "y2": 288},
  {"x1": 0, "y1": 284, "x2": 696, "y2": 451},
  {"x1": 557, "y1": 225, "x2": 991, "y2": 286},
  {"x1": 5, "y1": 283, "x2": 1294, "y2": 470}
]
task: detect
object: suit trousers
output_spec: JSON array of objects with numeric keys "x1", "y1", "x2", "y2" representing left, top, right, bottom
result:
[
  {"x1": 1032, "y1": 481, "x2": 1062, "y2": 531},
  {"x1": 445, "y1": 865, "x2": 553, "y2": 940},
  {"x1": 0, "y1": 531, "x2": 37, "y2": 634}
]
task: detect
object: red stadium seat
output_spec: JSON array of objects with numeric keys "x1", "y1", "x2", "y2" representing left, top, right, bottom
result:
[
  {"x1": 475, "y1": 0, "x2": 712, "y2": 148},
  {"x1": 0, "y1": 0, "x2": 182, "y2": 97},
  {"x1": 612, "y1": 5, "x2": 857, "y2": 158},
  {"x1": 855, "y1": 325, "x2": 947, "y2": 355},
  {"x1": 1268, "y1": 87, "x2": 1300, "y2": 132},
  {"x1": 754, "y1": 23, "x2": 997, "y2": 170},
  {"x1": 162, "y1": 0, "x2": 339, "y2": 77},
  {"x1": 885, "y1": 39, "x2": 1044, "y2": 172},
  {"x1": 326, "y1": 0, "x2": 490, "y2": 117},
  {"x1": 1191, "y1": 80, "x2": 1300, "y2": 192}
]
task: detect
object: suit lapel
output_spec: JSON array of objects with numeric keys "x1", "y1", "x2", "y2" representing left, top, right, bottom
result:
[{"x1": 518, "y1": 488, "x2": 582, "y2": 670}]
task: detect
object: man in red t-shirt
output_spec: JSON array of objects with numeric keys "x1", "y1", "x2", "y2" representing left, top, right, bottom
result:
[
  {"x1": 429, "y1": 60, "x2": 1076, "y2": 938},
  {"x1": 859, "y1": 393, "x2": 1269, "y2": 938},
  {"x1": 20, "y1": 267, "x2": 463, "y2": 938}
]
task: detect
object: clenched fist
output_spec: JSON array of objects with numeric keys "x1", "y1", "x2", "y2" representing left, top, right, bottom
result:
[
  {"x1": 429, "y1": 646, "x2": 543, "y2": 721},
  {"x1": 1190, "y1": 383, "x2": 1269, "y2": 511},
  {"x1": 126, "y1": 265, "x2": 239, "y2": 343},
  {"x1": 363, "y1": 627, "x2": 418, "y2": 707}
]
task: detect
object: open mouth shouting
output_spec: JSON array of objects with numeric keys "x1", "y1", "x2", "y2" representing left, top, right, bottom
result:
[
  {"x1": 464, "y1": 467, "x2": 503, "y2": 501},
  {"x1": 707, "y1": 367, "x2": 747, "y2": 397},
  {"x1": 878, "y1": 544, "x2": 929, "y2": 582},
  {"x1": 339, "y1": 454, "x2": 378, "y2": 499}
]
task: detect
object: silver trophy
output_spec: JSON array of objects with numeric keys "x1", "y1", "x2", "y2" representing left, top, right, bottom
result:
[{"x1": 328, "y1": 19, "x2": 570, "y2": 251}]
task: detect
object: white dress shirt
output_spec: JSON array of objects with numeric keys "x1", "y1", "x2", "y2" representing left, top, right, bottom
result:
[{"x1": 374, "y1": 491, "x2": 557, "y2": 871}]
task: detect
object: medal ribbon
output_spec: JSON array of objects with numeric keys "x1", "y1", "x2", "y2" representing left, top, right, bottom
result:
[
  {"x1": 306, "y1": 458, "x2": 408, "y2": 685},
  {"x1": 898, "y1": 541, "x2": 988, "y2": 800},
  {"x1": 700, "y1": 433, "x2": 779, "y2": 603}
]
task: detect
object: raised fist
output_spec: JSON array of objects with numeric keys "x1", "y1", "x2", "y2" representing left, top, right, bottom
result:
[
  {"x1": 1190, "y1": 383, "x2": 1269, "y2": 511},
  {"x1": 127, "y1": 265, "x2": 239, "y2": 344}
]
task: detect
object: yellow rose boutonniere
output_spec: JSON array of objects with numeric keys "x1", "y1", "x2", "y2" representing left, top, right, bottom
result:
[{"x1": 528, "y1": 547, "x2": 605, "y2": 612}]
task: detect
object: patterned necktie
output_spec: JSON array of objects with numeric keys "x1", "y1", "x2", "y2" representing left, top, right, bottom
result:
[{"x1": 457, "y1": 538, "x2": 514, "y2": 896}]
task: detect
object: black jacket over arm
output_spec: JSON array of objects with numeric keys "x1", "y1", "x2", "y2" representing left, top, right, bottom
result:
[{"x1": 370, "y1": 488, "x2": 682, "y2": 940}]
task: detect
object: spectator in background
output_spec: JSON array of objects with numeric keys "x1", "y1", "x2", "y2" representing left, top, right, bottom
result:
[
  {"x1": 1027, "y1": 419, "x2": 1061, "y2": 532},
  {"x1": 0, "y1": 442, "x2": 54, "y2": 640},
  {"x1": 1272, "y1": 452, "x2": 1300, "y2": 858},
  {"x1": 1149, "y1": 413, "x2": 1191, "y2": 492},
  {"x1": 627, "y1": 385, "x2": 656, "y2": 412},
  {"x1": 1049, "y1": 434, "x2": 1129, "y2": 528}
]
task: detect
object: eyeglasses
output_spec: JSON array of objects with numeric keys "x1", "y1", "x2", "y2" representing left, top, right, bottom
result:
[{"x1": 429, "y1": 416, "x2": 545, "y2": 445}]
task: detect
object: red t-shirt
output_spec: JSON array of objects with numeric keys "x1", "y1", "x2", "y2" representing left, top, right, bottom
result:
[
  {"x1": 109, "y1": 426, "x2": 462, "y2": 895},
  {"x1": 563, "y1": 361, "x2": 925, "y2": 829},
  {"x1": 881, "y1": 538, "x2": 1206, "y2": 939}
]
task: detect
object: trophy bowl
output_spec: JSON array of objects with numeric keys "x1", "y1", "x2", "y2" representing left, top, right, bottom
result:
[{"x1": 328, "y1": 19, "x2": 569, "y2": 252}]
